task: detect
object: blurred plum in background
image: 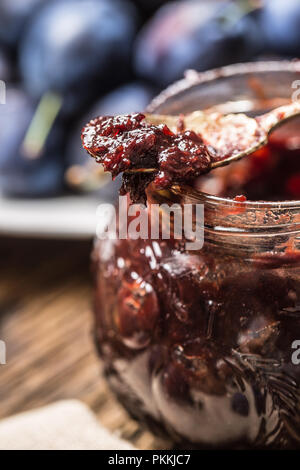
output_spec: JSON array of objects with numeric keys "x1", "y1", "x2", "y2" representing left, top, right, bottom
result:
[
  {"x1": 0, "y1": 88, "x2": 65, "y2": 197},
  {"x1": 261, "y1": 0, "x2": 300, "y2": 55},
  {"x1": 19, "y1": 0, "x2": 139, "y2": 115},
  {"x1": 134, "y1": 0, "x2": 264, "y2": 87},
  {"x1": 88, "y1": 81, "x2": 156, "y2": 116},
  {"x1": 0, "y1": 0, "x2": 47, "y2": 50},
  {"x1": 0, "y1": 0, "x2": 299, "y2": 200}
]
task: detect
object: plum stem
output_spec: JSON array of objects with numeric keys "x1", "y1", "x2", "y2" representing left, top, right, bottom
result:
[
  {"x1": 220, "y1": 0, "x2": 261, "y2": 29},
  {"x1": 22, "y1": 91, "x2": 62, "y2": 160}
]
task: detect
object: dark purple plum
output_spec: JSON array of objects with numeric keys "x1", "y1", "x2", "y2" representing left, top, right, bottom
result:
[
  {"x1": 260, "y1": 0, "x2": 300, "y2": 56},
  {"x1": 0, "y1": 157, "x2": 64, "y2": 198},
  {"x1": 134, "y1": 0, "x2": 264, "y2": 87},
  {"x1": 0, "y1": 0, "x2": 48, "y2": 50},
  {"x1": 88, "y1": 82, "x2": 156, "y2": 117},
  {"x1": 0, "y1": 88, "x2": 65, "y2": 197},
  {"x1": 19, "y1": 0, "x2": 139, "y2": 114}
]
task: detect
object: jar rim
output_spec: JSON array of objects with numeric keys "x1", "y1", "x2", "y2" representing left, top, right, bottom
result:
[
  {"x1": 147, "y1": 60, "x2": 300, "y2": 114},
  {"x1": 171, "y1": 184, "x2": 300, "y2": 211},
  {"x1": 148, "y1": 60, "x2": 300, "y2": 210},
  {"x1": 167, "y1": 185, "x2": 300, "y2": 251}
]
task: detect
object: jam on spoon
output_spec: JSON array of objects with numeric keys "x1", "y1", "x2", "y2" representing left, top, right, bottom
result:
[
  {"x1": 81, "y1": 101, "x2": 300, "y2": 202},
  {"x1": 81, "y1": 113, "x2": 212, "y2": 203}
]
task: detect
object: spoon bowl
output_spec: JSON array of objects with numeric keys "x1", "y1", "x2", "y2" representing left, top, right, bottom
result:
[{"x1": 145, "y1": 100, "x2": 300, "y2": 170}]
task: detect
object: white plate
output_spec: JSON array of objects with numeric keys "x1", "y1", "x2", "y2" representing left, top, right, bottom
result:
[{"x1": 0, "y1": 193, "x2": 104, "y2": 239}]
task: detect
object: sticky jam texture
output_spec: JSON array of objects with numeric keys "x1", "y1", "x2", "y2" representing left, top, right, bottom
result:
[{"x1": 81, "y1": 113, "x2": 212, "y2": 202}]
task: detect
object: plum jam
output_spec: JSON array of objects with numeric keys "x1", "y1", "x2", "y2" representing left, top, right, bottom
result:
[
  {"x1": 92, "y1": 63, "x2": 300, "y2": 449},
  {"x1": 81, "y1": 113, "x2": 213, "y2": 203}
]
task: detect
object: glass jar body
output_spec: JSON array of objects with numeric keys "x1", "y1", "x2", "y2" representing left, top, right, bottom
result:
[
  {"x1": 93, "y1": 62, "x2": 300, "y2": 448},
  {"x1": 93, "y1": 227, "x2": 300, "y2": 448}
]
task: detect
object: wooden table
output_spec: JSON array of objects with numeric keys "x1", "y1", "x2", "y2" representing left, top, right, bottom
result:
[{"x1": 0, "y1": 237, "x2": 170, "y2": 450}]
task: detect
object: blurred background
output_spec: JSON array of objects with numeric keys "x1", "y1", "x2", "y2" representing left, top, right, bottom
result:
[
  {"x1": 0, "y1": 0, "x2": 300, "y2": 450},
  {"x1": 0, "y1": 0, "x2": 299, "y2": 208}
]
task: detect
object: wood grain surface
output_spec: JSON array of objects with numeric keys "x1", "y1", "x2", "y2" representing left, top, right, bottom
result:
[{"x1": 0, "y1": 237, "x2": 170, "y2": 450}]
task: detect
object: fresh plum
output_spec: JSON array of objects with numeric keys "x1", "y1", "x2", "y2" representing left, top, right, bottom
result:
[
  {"x1": 0, "y1": 87, "x2": 64, "y2": 197},
  {"x1": 134, "y1": 0, "x2": 263, "y2": 87}
]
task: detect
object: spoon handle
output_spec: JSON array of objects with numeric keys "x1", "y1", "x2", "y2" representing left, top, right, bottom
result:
[{"x1": 257, "y1": 100, "x2": 300, "y2": 134}]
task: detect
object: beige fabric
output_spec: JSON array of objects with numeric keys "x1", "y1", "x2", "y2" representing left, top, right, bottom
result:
[{"x1": 0, "y1": 400, "x2": 135, "y2": 450}]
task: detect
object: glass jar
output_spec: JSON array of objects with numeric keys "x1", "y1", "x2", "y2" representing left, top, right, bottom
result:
[{"x1": 93, "y1": 62, "x2": 300, "y2": 449}]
